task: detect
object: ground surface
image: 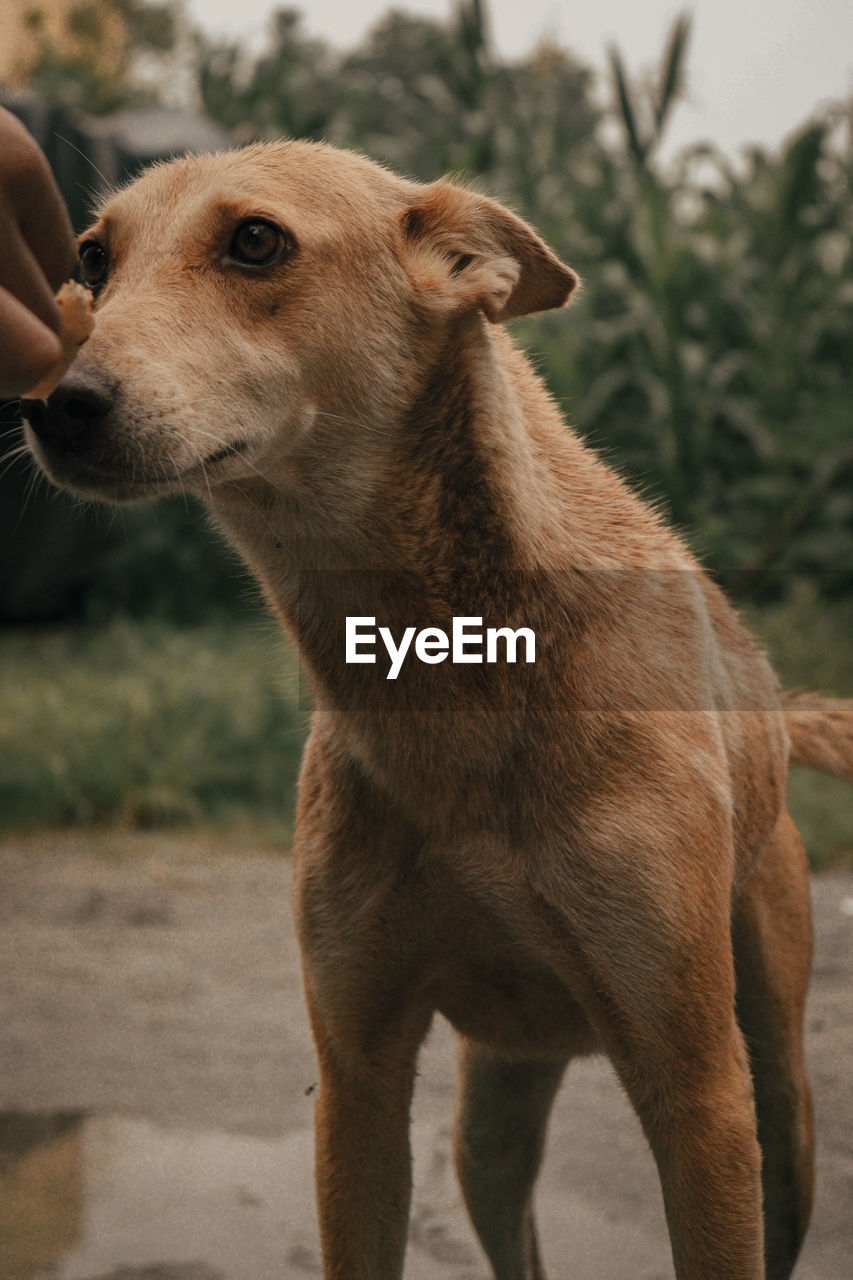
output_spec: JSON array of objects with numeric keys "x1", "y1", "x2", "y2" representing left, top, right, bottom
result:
[{"x1": 0, "y1": 832, "x2": 850, "y2": 1279}]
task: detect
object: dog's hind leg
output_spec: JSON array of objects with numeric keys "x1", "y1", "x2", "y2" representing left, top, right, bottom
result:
[
  {"x1": 733, "y1": 810, "x2": 815, "y2": 1280},
  {"x1": 454, "y1": 1039, "x2": 567, "y2": 1280}
]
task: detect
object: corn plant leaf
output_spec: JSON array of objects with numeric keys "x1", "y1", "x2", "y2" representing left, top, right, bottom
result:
[
  {"x1": 608, "y1": 44, "x2": 647, "y2": 166},
  {"x1": 655, "y1": 13, "x2": 691, "y2": 137}
]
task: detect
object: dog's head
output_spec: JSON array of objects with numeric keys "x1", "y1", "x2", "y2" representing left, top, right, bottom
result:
[{"x1": 24, "y1": 141, "x2": 577, "y2": 504}]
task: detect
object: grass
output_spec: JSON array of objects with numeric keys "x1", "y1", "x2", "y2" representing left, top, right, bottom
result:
[
  {"x1": 0, "y1": 618, "x2": 309, "y2": 840},
  {"x1": 746, "y1": 582, "x2": 853, "y2": 870},
  {"x1": 0, "y1": 585, "x2": 850, "y2": 866}
]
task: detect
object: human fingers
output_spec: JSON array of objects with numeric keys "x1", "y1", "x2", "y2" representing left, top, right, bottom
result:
[
  {"x1": 0, "y1": 223, "x2": 65, "y2": 336},
  {"x1": 0, "y1": 286, "x2": 63, "y2": 399},
  {"x1": 0, "y1": 107, "x2": 76, "y2": 291}
]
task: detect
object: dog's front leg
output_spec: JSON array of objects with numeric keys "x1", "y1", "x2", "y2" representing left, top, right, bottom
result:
[
  {"x1": 303, "y1": 977, "x2": 431, "y2": 1280},
  {"x1": 531, "y1": 829, "x2": 766, "y2": 1279},
  {"x1": 587, "y1": 923, "x2": 765, "y2": 1278},
  {"x1": 292, "y1": 732, "x2": 434, "y2": 1276}
]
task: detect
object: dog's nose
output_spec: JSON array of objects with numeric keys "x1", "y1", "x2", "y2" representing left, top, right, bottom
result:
[{"x1": 23, "y1": 361, "x2": 117, "y2": 448}]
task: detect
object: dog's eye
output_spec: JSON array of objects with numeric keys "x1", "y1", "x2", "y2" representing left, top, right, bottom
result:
[
  {"x1": 79, "y1": 241, "x2": 108, "y2": 287},
  {"x1": 229, "y1": 220, "x2": 288, "y2": 267}
]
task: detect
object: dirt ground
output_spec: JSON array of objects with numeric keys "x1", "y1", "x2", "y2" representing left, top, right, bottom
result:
[{"x1": 0, "y1": 831, "x2": 850, "y2": 1279}]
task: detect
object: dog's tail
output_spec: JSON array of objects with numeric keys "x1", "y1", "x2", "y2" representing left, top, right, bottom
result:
[{"x1": 784, "y1": 694, "x2": 853, "y2": 783}]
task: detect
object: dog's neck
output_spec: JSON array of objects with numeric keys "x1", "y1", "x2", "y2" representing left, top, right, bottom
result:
[
  {"x1": 209, "y1": 320, "x2": 680, "y2": 776},
  {"x1": 212, "y1": 322, "x2": 567, "y2": 594}
]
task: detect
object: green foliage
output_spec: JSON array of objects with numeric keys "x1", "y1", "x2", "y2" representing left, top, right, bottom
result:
[
  {"x1": 521, "y1": 42, "x2": 853, "y2": 585},
  {"x1": 746, "y1": 583, "x2": 853, "y2": 868},
  {"x1": 744, "y1": 579, "x2": 853, "y2": 697},
  {"x1": 26, "y1": 0, "x2": 178, "y2": 115},
  {"x1": 0, "y1": 621, "x2": 307, "y2": 832},
  {"x1": 118, "y1": 0, "x2": 177, "y2": 52},
  {"x1": 0, "y1": 443, "x2": 249, "y2": 624},
  {"x1": 29, "y1": 52, "x2": 129, "y2": 117},
  {"x1": 195, "y1": 8, "x2": 335, "y2": 138},
  {"x1": 194, "y1": 0, "x2": 596, "y2": 186}
]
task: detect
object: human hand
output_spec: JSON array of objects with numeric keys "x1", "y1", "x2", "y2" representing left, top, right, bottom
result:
[{"x1": 0, "y1": 107, "x2": 76, "y2": 398}]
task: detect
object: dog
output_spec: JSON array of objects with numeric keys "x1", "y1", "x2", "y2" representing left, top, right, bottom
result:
[{"x1": 22, "y1": 141, "x2": 853, "y2": 1280}]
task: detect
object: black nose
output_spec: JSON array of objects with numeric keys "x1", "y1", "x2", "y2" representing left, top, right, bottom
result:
[{"x1": 23, "y1": 361, "x2": 117, "y2": 448}]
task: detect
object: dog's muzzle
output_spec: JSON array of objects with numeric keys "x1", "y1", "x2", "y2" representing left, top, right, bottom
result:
[
  {"x1": 22, "y1": 360, "x2": 118, "y2": 454},
  {"x1": 19, "y1": 358, "x2": 148, "y2": 498}
]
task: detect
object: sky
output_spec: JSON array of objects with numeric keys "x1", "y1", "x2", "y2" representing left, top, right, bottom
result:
[{"x1": 184, "y1": 0, "x2": 853, "y2": 160}]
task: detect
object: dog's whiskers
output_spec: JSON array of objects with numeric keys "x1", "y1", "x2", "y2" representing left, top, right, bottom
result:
[
  {"x1": 0, "y1": 441, "x2": 32, "y2": 483},
  {"x1": 185, "y1": 424, "x2": 287, "y2": 495}
]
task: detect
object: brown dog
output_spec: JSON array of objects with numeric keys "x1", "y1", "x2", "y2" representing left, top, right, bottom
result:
[{"x1": 23, "y1": 142, "x2": 853, "y2": 1280}]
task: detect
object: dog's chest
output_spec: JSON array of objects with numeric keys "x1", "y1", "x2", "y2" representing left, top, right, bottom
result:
[
  {"x1": 418, "y1": 858, "x2": 598, "y2": 1058},
  {"x1": 428, "y1": 947, "x2": 596, "y2": 1058}
]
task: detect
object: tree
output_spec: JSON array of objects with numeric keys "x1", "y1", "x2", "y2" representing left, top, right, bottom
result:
[
  {"x1": 196, "y1": 8, "x2": 337, "y2": 139},
  {"x1": 23, "y1": 0, "x2": 178, "y2": 115}
]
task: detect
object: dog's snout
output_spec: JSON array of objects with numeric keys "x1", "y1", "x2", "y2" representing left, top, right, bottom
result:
[{"x1": 24, "y1": 362, "x2": 117, "y2": 448}]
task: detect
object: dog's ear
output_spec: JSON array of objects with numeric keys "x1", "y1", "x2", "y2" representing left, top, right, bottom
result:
[{"x1": 401, "y1": 180, "x2": 578, "y2": 323}]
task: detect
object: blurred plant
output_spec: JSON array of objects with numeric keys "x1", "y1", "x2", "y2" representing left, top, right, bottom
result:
[
  {"x1": 700, "y1": 109, "x2": 853, "y2": 583},
  {"x1": 524, "y1": 16, "x2": 853, "y2": 586},
  {"x1": 195, "y1": 7, "x2": 336, "y2": 139},
  {"x1": 0, "y1": 620, "x2": 305, "y2": 830},
  {"x1": 23, "y1": 0, "x2": 178, "y2": 114}
]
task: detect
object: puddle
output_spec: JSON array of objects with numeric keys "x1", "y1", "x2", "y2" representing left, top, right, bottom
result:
[{"x1": 0, "y1": 1112, "x2": 320, "y2": 1279}]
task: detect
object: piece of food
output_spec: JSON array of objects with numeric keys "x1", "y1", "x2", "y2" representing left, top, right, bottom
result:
[{"x1": 24, "y1": 279, "x2": 95, "y2": 399}]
